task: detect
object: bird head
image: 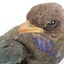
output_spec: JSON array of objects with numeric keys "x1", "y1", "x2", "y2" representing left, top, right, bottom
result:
[
  {"x1": 18, "y1": 3, "x2": 64, "y2": 37},
  {"x1": 18, "y1": 3, "x2": 64, "y2": 56}
]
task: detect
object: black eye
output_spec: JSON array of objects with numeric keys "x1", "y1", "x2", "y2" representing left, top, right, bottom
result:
[
  {"x1": 51, "y1": 20, "x2": 56, "y2": 25},
  {"x1": 47, "y1": 20, "x2": 56, "y2": 27}
]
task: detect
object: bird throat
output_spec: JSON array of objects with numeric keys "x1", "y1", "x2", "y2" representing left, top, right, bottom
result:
[{"x1": 31, "y1": 33, "x2": 58, "y2": 57}]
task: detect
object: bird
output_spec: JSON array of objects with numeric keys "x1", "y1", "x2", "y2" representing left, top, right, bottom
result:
[{"x1": 18, "y1": 3, "x2": 64, "y2": 64}]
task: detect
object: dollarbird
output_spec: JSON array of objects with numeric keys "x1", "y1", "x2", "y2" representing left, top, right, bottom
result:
[{"x1": 18, "y1": 3, "x2": 64, "y2": 64}]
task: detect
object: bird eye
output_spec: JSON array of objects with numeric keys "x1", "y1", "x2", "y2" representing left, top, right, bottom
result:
[
  {"x1": 47, "y1": 20, "x2": 56, "y2": 27},
  {"x1": 51, "y1": 20, "x2": 56, "y2": 25}
]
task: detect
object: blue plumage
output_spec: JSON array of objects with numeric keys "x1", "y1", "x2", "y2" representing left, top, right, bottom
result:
[{"x1": 32, "y1": 34, "x2": 58, "y2": 56}]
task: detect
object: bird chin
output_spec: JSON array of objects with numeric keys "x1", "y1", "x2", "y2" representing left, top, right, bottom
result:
[{"x1": 31, "y1": 33, "x2": 58, "y2": 57}]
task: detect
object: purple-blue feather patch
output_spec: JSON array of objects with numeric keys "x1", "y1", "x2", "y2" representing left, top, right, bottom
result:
[{"x1": 31, "y1": 34, "x2": 58, "y2": 56}]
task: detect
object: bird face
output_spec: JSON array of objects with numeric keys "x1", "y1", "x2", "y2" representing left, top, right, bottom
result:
[
  {"x1": 18, "y1": 3, "x2": 64, "y2": 38},
  {"x1": 18, "y1": 20, "x2": 59, "y2": 57},
  {"x1": 18, "y1": 3, "x2": 64, "y2": 57}
]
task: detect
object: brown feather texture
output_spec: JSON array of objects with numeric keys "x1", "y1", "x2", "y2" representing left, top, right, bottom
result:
[
  {"x1": 27, "y1": 3, "x2": 64, "y2": 39},
  {"x1": 27, "y1": 3, "x2": 63, "y2": 28}
]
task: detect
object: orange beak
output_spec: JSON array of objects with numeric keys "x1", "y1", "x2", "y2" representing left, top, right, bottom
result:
[{"x1": 18, "y1": 20, "x2": 44, "y2": 34}]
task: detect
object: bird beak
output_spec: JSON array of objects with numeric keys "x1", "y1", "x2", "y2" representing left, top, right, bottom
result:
[{"x1": 18, "y1": 20, "x2": 44, "y2": 34}]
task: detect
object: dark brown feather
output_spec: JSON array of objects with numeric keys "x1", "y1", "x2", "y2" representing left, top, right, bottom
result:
[
  {"x1": 27, "y1": 3, "x2": 64, "y2": 39},
  {"x1": 27, "y1": 3, "x2": 63, "y2": 28}
]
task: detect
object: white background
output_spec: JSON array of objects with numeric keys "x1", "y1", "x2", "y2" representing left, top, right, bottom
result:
[{"x1": 0, "y1": 0, "x2": 64, "y2": 64}]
